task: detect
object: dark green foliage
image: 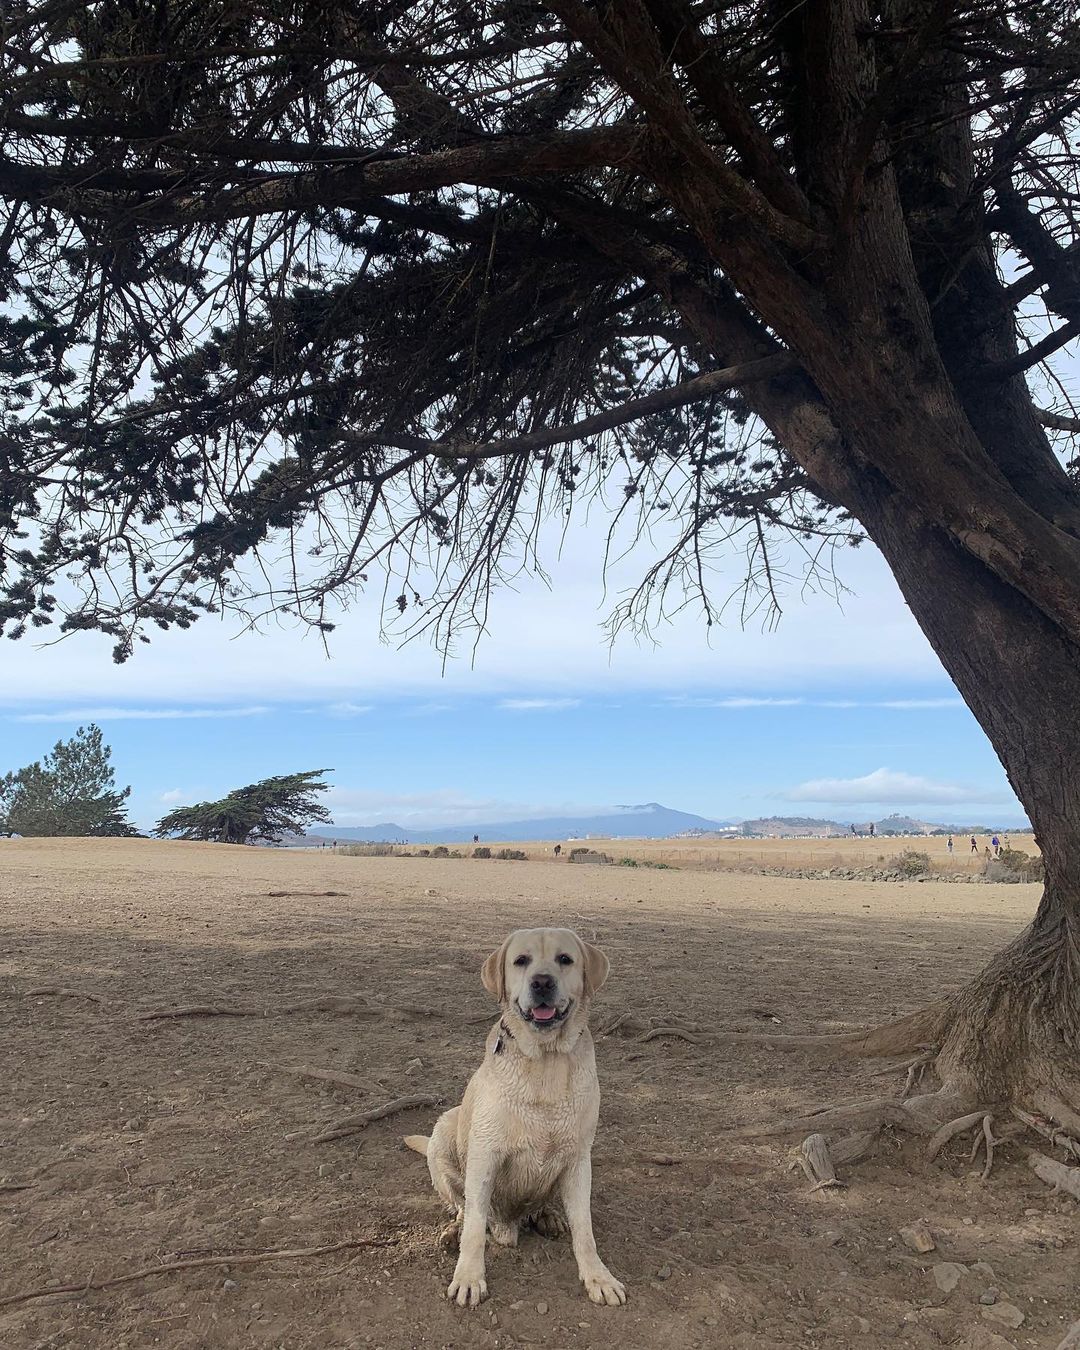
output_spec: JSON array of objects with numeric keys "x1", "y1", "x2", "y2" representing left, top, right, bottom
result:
[
  {"x1": 152, "y1": 770, "x2": 331, "y2": 845},
  {"x1": 473, "y1": 846, "x2": 491, "y2": 859},
  {"x1": 1, "y1": 725, "x2": 136, "y2": 837}
]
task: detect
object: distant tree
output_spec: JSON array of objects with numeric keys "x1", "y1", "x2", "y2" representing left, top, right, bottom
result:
[
  {"x1": 1, "y1": 725, "x2": 136, "y2": 837},
  {"x1": 153, "y1": 771, "x2": 332, "y2": 845}
]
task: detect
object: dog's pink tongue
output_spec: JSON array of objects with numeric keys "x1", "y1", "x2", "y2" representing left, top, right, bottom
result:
[{"x1": 531, "y1": 1005, "x2": 557, "y2": 1022}]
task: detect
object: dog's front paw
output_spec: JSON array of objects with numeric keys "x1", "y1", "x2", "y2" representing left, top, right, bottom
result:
[
  {"x1": 581, "y1": 1265, "x2": 626, "y2": 1306},
  {"x1": 447, "y1": 1260, "x2": 488, "y2": 1307}
]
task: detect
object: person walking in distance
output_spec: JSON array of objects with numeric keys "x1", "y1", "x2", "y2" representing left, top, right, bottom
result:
[
  {"x1": 970, "y1": 835, "x2": 978, "y2": 854},
  {"x1": 947, "y1": 835, "x2": 954, "y2": 857},
  {"x1": 991, "y1": 834, "x2": 1000, "y2": 855}
]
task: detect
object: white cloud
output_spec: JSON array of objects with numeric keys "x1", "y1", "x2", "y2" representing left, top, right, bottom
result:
[
  {"x1": 325, "y1": 786, "x2": 610, "y2": 827},
  {"x1": 158, "y1": 788, "x2": 188, "y2": 804},
  {"x1": 499, "y1": 698, "x2": 582, "y2": 711},
  {"x1": 13, "y1": 705, "x2": 270, "y2": 723},
  {"x1": 875, "y1": 698, "x2": 963, "y2": 710},
  {"x1": 323, "y1": 701, "x2": 373, "y2": 717},
  {"x1": 783, "y1": 767, "x2": 1005, "y2": 806},
  {"x1": 0, "y1": 538, "x2": 945, "y2": 704},
  {"x1": 669, "y1": 696, "x2": 804, "y2": 708}
]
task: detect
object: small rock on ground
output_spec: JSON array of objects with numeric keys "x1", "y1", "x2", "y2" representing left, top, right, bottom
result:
[{"x1": 932, "y1": 1262, "x2": 968, "y2": 1293}]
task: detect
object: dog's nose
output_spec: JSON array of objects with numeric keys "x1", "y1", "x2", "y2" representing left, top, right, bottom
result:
[{"x1": 530, "y1": 973, "x2": 556, "y2": 999}]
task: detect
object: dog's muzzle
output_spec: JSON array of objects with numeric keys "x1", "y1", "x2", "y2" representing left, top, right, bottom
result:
[{"x1": 516, "y1": 998, "x2": 573, "y2": 1029}]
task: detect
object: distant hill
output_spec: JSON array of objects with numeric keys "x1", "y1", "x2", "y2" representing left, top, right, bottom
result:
[
  {"x1": 739, "y1": 812, "x2": 1029, "y2": 838},
  {"x1": 278, "y1": 803, "x2": 1027, "y2": 846},
  {"x1": 302, "y1": 802, "x2": 734, "y2": 845}
]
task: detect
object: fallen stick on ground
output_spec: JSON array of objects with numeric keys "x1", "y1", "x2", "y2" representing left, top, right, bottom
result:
[
  {"x1": 259, "y1": 1062, "x2": 368, "y2": 1091},
  {"x1": 137, "y1": 1005, "x2": 258, "y2": 1021},
  {"x1": 0, "y1": 1182, "x2": 34, "y2": 1192},
  {"x1": 0, "y1": 1236, "x2": 400, "y2": 1311},
  {"x1": 312, "y1": 1094, "x2": 440, "y2": 1144}
]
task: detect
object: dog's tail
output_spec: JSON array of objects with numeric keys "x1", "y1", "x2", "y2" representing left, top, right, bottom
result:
[{"x1": 403, "y1": 1134, "x2": 430, "y2": 1156}]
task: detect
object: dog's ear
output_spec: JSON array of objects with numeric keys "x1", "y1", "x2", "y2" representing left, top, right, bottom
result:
[
  {"x1": 481, "y1": 936, "x2": 512, "y2": 1002},
  {"x1": 581, "y1": 941, "x2": 610, "y2": 997}
]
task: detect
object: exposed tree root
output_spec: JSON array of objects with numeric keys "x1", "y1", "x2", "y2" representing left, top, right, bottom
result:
[
  {"x1": 1028, "y1": 1151, "x2": 1080, "y2": 1201},
  {"x1": 258, "y1": 1062, "x2": 369, "y2": 1091},
  {"x1": 0, "y1": 1235, "x2": 400, "y2": 1310},
  {"x1": 311, "y1": 1094, "x2": 440, "y2": 1144},
  {"x1": 1057, "y1": 1318, "x2": 1080, "y2": 1350},
  {"x1": 926, "y1": 1109, "x2": 1000, "y2": 1162},
  {"x1": 277, "y1": 996, "x2": 372, "y2": 1017},
  {"x1": 138, "y1": 1004, "x2": 257, "y2": 1020},
  {"x1": 1013, "y1": 1107, "x2": 1080, "y2": 1162},
  {"x1": 730, "y1": 1095, "x2": 938, "y2": 1139},
  {"x1": 637, "y1": 1026, "x2": 706, "y2": 1045},
  {"x1": 0, "y1": 1182, "x2": 34, "y2": 1192},
  {"x1": 263, "y1": 890, "x2": 348, "y2": 898},
  {"x1": 789, "y1": 1134, "x2": 846, "y2": 1191},
  {"x1": 25, "y1": 987, "x2": 107, "y2": 1004}
]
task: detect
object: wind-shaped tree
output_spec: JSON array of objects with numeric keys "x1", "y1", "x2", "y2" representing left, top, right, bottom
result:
[{"x1": 153, "y1": 771, "x2": 332, "y2": 845}]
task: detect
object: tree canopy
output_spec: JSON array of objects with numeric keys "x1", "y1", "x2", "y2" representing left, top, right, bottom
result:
[
  {"x1": 152, "y1": 770, "x2": 332, "y2": 844},
  {"x1": 2, "y1": 0, "x2": 1074, "y2": 661},
  {"x1": 0, "y1": 723, "x2": 137, "y2": 837}
]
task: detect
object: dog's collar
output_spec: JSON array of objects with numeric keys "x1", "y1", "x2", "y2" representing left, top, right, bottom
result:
[{"x1": 493, "y1": 1019, "x2": 515, "y2": 1055}]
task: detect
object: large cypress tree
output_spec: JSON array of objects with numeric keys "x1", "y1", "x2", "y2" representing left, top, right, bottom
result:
[{"x1": 2, "y1": 1, "x2": 1080, "y2": 1139}]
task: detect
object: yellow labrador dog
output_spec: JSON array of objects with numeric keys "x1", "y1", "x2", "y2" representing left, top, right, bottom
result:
[{"x1": 405, "y1": 927, "x2": 625, "y2": 1309}]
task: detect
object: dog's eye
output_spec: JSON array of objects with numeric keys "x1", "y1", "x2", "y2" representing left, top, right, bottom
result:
[
  {"x1": 513, "y1": 954, "x2": 531, "y2": 967},
  {"x1": 556, "y1": 954, "x2": 574, "y2": 966}
]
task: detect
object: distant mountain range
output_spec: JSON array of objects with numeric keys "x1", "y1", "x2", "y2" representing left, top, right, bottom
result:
[
  {"x1": 305, "y1": 802, "x2": 733, "y2": 844},
  {"x1": 290, "y1": 803, "x2": 1028, "y2": 845}
]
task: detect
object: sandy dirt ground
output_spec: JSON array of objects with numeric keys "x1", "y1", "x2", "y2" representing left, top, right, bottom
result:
[
  {"x1": 0, "y1": 838, "x2": 1073, "y2": 1350},
  {"x1": 354, "y1": 833, "x2": 1040, "y2": 876}
]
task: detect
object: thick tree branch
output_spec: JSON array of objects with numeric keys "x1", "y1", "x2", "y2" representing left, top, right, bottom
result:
[
  {"x1": 345, "y1": 354, "x2": 795, "y2": 458},
  {"x1": 994, "y1": 182, "x2": 1080, "y2": 325},
  {"x1": 0, "y1": 125, "x2": 645, "y2": 223},
  {"x1": 1036, "y1": 408, "x2": 1080, "y2": 434},
  {"x1": 983, "y1": 320, "x2": 1080, "y2": 382},
  {"x1": 547, "y1": 0, "x2": 826, "y2": 254}
]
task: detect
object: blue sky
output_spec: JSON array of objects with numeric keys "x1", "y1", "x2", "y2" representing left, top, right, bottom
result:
[{"x1": 0, "y1": 533, "x2": 1027, "y2": 831}]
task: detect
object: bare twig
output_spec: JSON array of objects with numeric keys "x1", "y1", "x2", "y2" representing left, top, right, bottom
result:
[
  {"x1": 258, "y1": 1062, "x2": 368, "y2": 1091},
  {"x1": 312, "y1": 1094, "x2": 440, "y2": 1144},
  {"x1": 0, "y1": 1236, "x2": 400, "y2": 1310}
]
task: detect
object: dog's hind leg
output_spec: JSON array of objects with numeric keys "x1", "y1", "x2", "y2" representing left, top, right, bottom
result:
[
  {"x1": 426, "y1": 1108, "x2": 465, "y2": 1212},
  {"x1": 529, "y1": 1206, "x2": 569, "y2": 1240}
]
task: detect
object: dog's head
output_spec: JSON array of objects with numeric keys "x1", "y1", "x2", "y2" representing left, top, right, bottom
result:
[{"x1": 480, "y1": 927, "x2": 609, "y2": 1040}]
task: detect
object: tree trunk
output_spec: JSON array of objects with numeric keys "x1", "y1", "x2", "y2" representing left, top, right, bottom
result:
[{"x1": 852, "y1": 476, "x2": 1080, "y2": 1124}]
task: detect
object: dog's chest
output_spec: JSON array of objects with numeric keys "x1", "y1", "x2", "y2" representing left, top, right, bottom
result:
[{"x1": 492, "y1": 1058, "x2": 596, "y2": 1195}]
